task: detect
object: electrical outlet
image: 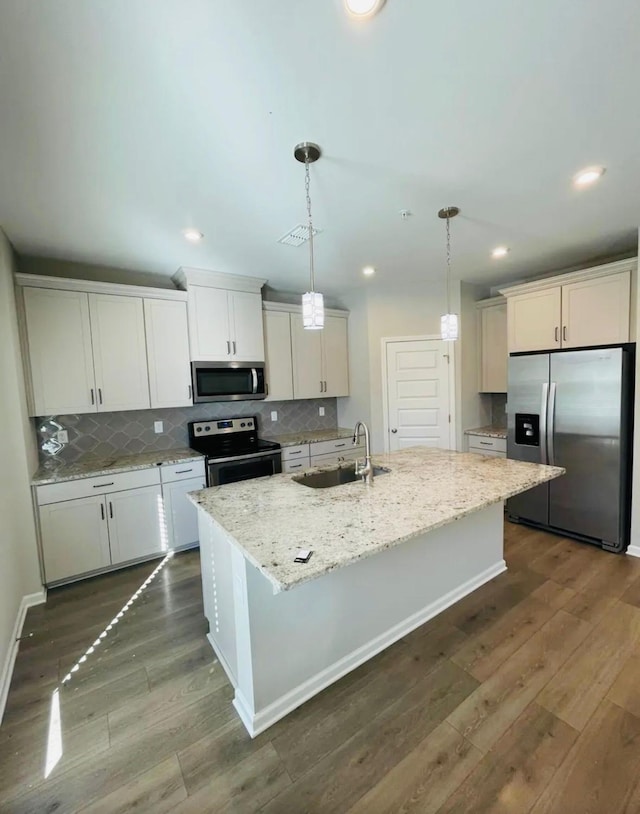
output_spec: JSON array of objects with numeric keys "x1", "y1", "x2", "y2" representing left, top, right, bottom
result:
[
  {"x1": 56, "y1": 430, "x2": 69, "y2": 444},
  {"x1": 319, "y1": 407, "x2": 325, "y2": 416},
  {"x1": 270, "y1": 411, "x2": 278, "y2": 422},
  {"x1": 154, "y1": 421, "x2": 163, "y2": 434}
]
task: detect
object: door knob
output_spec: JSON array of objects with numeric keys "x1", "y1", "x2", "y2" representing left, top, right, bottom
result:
[{"x1": 391, "y1": 429, "x2": 397, "y2": 433}]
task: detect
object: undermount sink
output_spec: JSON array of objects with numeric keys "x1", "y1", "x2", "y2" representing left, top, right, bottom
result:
[{"x1": 293, "y1": 463, "x2": 390, "y2": 489}]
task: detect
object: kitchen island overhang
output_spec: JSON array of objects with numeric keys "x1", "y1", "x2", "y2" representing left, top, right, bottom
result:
[{"x1": 189, "y1": 448, "x2": 564, "y2": 736}]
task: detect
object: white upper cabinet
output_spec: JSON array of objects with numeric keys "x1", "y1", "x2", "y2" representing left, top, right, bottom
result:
[
  {"x1": 291, "y1": 312, "x2": 350, "y2": 399},
  {"x1": 501, "y1": 260, "x2": 635, "y2": 354},
  {"x1": 89, "y1": 294, "x2": 150, "y2": 412},
  {"x1": 263, "y1": 309, "x2": 294, "y2": 400},
  {"x1": 173, "y1": 268, "x2": 266, "y2": 362},
  {"x1": 477, "y1": 298, "x2": 507, "y2": 393},
  {"x1": 23, "y1": 287, "x2": 97, "y2": 415},
  {"x1": 144, "y1": 299, "x2": 192, "y2": 408}
]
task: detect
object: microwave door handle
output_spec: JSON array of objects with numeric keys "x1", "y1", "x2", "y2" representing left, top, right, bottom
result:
[{"x1": 251, "y1": 368, "x2": 258, "y2": 394}]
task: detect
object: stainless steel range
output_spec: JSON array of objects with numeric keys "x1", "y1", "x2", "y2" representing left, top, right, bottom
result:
[{"x1": 188, "y1": 416, "x2": 281, "y2": 486}]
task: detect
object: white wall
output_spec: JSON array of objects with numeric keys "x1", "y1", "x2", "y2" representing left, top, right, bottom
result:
[
  {"x1": 0, "y1": 229, "x2": 43, "y2": 716},
  {"x1": 629, "y1": 230, "x2": 640, "y2": 554}
]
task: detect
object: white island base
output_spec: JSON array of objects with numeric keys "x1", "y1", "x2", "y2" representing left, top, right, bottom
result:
[{"x1": 197, "y1": 501, "x2": 505, "y2": 737}]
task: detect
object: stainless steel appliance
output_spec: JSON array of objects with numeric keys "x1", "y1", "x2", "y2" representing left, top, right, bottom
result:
[
  {"x1": 191, "y1": 361, "x2": 266, "y2": 403},
  {"x1": 506, "y1": 345, "x2": 634, "y2": 552},
  {"x1": 188, "y1": 416, "x2": 281, "y2": 486}
]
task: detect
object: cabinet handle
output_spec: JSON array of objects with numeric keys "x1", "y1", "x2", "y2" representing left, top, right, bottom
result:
[
  {"x1": 109, "y1": 501, "x2": 113, "y2": 519},
  {"x1": 98, "y1": 388, "x2": 103, "y2": 405},
  {"x1": 188, "y1": 384, "x2": 192, "y2": 400},
  {"x1": 479, "y1": 441, "x2": 493, "y2": 446},
  {"x1": 93, "y1": 482, "x2": 114, "y2": 488},
  {"x1": 554, "y1": 327, "x2": 559, "y2": 342},
  {"x1": 175, "y1": 468, "x2": 193, "y2": 474},
  {"x1": 265, "y1": 382, "x2": 269, "y2": 396},
  {"x1": 232, "y1": 341, "x2": 236, "y2": 355},
  {"x1": 289, "y1": 464, "x2": 302, "y2": 469},
  {"x1": 563, "y1": 326, "x2": 567, "y2": 341},
  {"x1": 289, "y1": 450, "x2": 303, "y2": 456},
  {"x1": 90, "y1": 388, "x2": 95, "y2": 405},
  {"x1": 100, "y1": 503, "x2": 105, "y2": 520},
  {"x1": 226, "y1": 341, "x2": 231, "y2": 355},
  {"x1": 334, "y1": 443, "x2": 346, "y2": 448}
]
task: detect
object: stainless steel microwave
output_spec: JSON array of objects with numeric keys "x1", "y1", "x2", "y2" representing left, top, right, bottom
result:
[{"x1": 191, "y1": 361, "x2": 266, "y2": 402}]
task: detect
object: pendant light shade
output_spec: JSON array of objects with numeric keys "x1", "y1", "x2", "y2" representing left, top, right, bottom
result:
[
  {"x1": 302, "y1": 291, "x2": 325, "y2": 329},
  {"x1": 438, "y1": 206, "x2": 460, "y2": 342},
  {"x1": 294, "y1": 141, "x2": 325, "y2": 330}
]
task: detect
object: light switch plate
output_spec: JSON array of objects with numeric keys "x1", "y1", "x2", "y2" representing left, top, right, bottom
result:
[
  {"x1": 271, "y1": 411, "x2": 278, "y2": 422},
  {"x1": 154, "y1": 421, "x2": 163, "y2": 434},
  {"x1": 319, "y1": 407, "x2": 325, "y2": 416},
  {"x1": 56, "y1": 430, "x2": 69, "y2": 444}
]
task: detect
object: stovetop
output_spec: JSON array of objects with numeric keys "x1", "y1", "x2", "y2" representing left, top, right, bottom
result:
[{"x1": 188, "y1": 416, "x2": 280, "y2": 459}]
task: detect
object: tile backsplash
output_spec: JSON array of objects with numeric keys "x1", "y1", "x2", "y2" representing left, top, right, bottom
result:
[
  {"x1": 36, "y1": 399, "x2": 338, "y2": 464},
  {"x1": 490, "y1": 393, "x2": 507, "y2": 427}
]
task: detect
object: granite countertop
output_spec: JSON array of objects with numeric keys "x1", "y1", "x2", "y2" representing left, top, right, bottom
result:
[
  {"x1": 188, "y1": 447, "x2": 564, "y2": 593},
  {"x1": 263, "y1": 427, "x2": 354, "y2": 448},
  {"x1": 32, "y1": 448, "x2": 204, "y2": 486},
  {"x1": 465, "y1": 425, "x2": 507, "y2": 439}
]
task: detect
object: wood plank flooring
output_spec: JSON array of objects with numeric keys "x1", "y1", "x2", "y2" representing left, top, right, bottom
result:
[{"x1": 4, "y1": 522, "x2": 640, "y2": 812}]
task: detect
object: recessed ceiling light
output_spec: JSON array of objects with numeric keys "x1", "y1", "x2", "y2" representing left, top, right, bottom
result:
[
  {"x1": 182, "y1": 228, "x2": 204, "y2": 242},
  {"x1": 344, "y1": 0, "x2": 386, "y2": 19},
  {"x1": 491, "y1": 246, "x2": 510, "y2": 258},
  {"x1": 573, "y1": 166, "x2": 606, "y2": 187},
  {"x1": 362, "y1": 265, "x2": 376, "y2": 276}
]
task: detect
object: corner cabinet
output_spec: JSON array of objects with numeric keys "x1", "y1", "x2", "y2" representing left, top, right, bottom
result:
[
  {"x1": 263, "y1": 302, "x2": 350, "y2": 401},
  {"x1": 173, "y1": 267, "x2": 266, "y2": 362},
  {"x1": 500, "y1": 259, "x2": 635, "y2": 354},
  {"x1": 476, "y1": 297, "x2": 507, "y2": 393},
  {"x1": 16, "y1": 275, "x2": 192, "y2": 416}
]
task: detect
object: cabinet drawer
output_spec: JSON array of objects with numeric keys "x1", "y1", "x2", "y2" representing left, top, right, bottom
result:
[
  {"x1": 36, "y1": 467, "x2": 161, "y2": 506},
  {"x1": 309, "y1": 437, "x2": 353, "y2": 456},
  {"x1": 467, "y1": 435, "x2": 506, "y2": 454},
  {"x1": 310, "y1": 447, "x2": 364, "y2": 467},
  {"x1": 283, "y1": 456, "x2": 311, "y2": 473},
  {"x1": 281, "y1": 444, "x2": 310, "y2": 461},
  {"x1": 469, "y1": 448, "x2": 506, "y2": 459},
  {"x1": 161, "y1": 459, "x2": 206, "y2": 483}
]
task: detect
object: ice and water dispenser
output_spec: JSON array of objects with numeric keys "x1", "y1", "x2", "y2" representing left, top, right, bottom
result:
[{"x1": 514, "y1": 413, "x2": 540, "y2": 446}]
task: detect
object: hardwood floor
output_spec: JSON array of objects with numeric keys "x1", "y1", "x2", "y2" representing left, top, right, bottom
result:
[{"x1": 4, "y1": 523, "x2": 640, "y2": 812}]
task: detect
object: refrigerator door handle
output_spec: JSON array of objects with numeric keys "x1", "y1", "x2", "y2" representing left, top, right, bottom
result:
[
  {"x1": 540, "y1": 383, "x2": 549, "y2": 464},
  {"x1": 547, "y1": 382, "x2": 557, "y2": 465}
]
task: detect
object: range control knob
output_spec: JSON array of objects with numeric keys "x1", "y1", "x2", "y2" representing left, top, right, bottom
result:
[
  {"x1": 196, "y1": 427, "x2": 202, "y2": 432},
  {"x1": 204, "y1": 425, "x2": 210, "y2": 431},
  {"x1": 240, "y1": 422, "x2": 246, "y2": 427}
]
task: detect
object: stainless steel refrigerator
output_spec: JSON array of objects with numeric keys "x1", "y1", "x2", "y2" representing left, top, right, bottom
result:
[{"x1": 506, "y1": 345, "x2": 634, "y2": 552}]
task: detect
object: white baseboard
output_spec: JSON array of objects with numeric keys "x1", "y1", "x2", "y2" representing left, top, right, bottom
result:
[
  {"x1": 237, "y1": 559, "x2": 506, "y2": 738},
  {"x1": 0, "y1": 589, "x2": 47, "y2": 723},
  {"x1": 627, "y1": 545, "x2": 640, "y2": 559}
]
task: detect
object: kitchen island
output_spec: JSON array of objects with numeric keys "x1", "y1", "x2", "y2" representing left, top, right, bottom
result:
[{"x1": 189, "y1": 447, "x2": 564, "y2": 736}]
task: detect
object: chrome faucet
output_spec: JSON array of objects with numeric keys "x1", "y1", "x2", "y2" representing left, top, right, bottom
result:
[{"x1": 353, "y1": 421, "x2": 374, "y2": 485}]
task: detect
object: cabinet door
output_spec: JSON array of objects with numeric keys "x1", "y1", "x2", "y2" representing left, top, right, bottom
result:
[
  {"x1": 23, "y1": 288, "x2": 96, "y2": 415},
  {"x1": 163, "y1": 476, "x2": 206, "y2": 550},
  {"x1": 229, "y1": 291, "x2": 265, "y2": 361},
  {"x1": 263, "y1": 310, "x2": 293, "y2": 400},
  {"x1": 144, "y1": 299, "x2": 192, "y2": 408},
  {"x1": 39, "y1": 496, "x2": 111, "y2": 584},
  {"x1": 291, "y1": 314, "x2": 323, "y2": 399},
  {"x1": 89, "y1": 294, "x2": 150, "y2": 411},
  {"x1": 507, "y1": 287, "x2": 561, "y2": 353},
  {"x1": 322, "y1": 316, "x2": 349, "y2": 397},
  {"x1": 561, "y1": 271, "x2": 630, "y2": 349},
  {"x1": 187, "y1": 286, "x2": 231, "y2": 360},
  {"x1": 480, "y1": 303, "x2": 507, "y2": 393},
  {"x1": 107, "y1": 484, "x2": 165, "y2": 564}
]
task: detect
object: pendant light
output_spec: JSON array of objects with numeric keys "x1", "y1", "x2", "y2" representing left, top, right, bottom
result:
[
  {"x1": 294, "y1": 141, "x2": 324, "y2": 330},
  {"x1": 438, "y1": 206, "x2": 460, "y2": 341}
]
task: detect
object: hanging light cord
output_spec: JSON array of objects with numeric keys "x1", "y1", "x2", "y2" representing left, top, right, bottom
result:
[
  {"x1": 305, "y1": 153, "x2": 315, "y2": 292},
  {"x1": 445, "y1": 214, "x2": 452, "y2": 315}
]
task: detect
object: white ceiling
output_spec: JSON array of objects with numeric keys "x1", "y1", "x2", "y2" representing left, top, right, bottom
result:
[{"x1": 1, "y1": 0, "x2": 639, "y2": 296}]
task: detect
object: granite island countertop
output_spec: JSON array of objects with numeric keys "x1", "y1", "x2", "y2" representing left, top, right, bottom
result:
[
  {"x1": 32, "y1": 448, "x2": 204, "y2": 486},
  {"x1": 188, "y1": 447, "x2": 564, "y2": 593},
  {"x1": 262, "y1": 427, "x2": 354, "y2": 447},
  {"x1": 464, "y1": 425, "x2": 507, "y2": 439}
]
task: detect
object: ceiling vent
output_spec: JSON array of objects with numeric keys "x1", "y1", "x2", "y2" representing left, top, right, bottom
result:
[{"x1": 277, "y1": 224, "x2": 322, "y2": 247}]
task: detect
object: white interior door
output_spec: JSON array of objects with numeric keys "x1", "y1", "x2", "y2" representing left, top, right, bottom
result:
[{"x1": 385, "y1": 339, "x2": 452, "y2": 452}]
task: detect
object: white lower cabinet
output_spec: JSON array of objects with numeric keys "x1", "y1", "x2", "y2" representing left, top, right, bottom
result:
[
  {"x1": 467, "y1": 434, "x2": 507, "y2": 458},
  {"x1": 36, "y1": 460, "x2": 205, "y2": 585},
  {"x1": 39, "y1": 495, "x2": 112, "y2": 584},
  {"x1": 281, "y1": 440, "x2": 364, "y2": 473}
]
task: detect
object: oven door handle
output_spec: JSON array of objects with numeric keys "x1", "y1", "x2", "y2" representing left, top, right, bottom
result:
[
  {"x1": 251, "y1": 368, "x2": 258, "y2": 394},
  {"x1": 207, "y1": 451, "x2": 280, "y2": 465}
]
